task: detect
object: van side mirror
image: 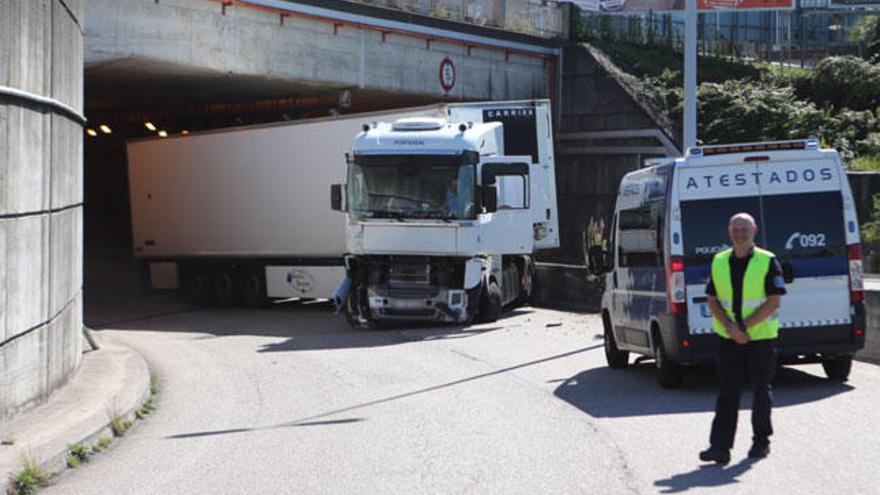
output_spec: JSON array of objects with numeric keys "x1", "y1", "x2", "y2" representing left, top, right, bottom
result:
[
  {"x1": 588, "y1": 245, "x2": 608, "y2": 275},
  {"x1": 331, "y1": 184, "x2": 345, "y2": 212},
  {"x1": 782, "y1": 262, "x2": 794, "y2": 284},
  {"x1": 481, "y1": 185, "x2": 498, "y2": 213}
]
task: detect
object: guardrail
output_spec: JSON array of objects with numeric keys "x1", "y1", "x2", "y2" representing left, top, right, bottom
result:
[{"x1": 347, "y1": 0, "x2": 567, "y2": 38}]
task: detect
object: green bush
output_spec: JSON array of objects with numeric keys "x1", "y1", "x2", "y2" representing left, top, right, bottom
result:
[{"x1": 808, "y1": 56, "x2": 880, "y2": 111}]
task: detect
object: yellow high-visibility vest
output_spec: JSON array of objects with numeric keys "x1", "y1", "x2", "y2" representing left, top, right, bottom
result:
[{"x1": 710, "y1": 247, "x2": 779, "y2": 341}]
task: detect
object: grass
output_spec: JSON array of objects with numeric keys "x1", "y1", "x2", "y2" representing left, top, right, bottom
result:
[
  {"x1": 849, "y1": 154, "x2": 880, "y2": 171},
  {"x1": 149, "y1": 374, "x2": 159, "y2": 396},
  {"x1": 91, "y1": 436, "x2": 112, "y2": 453},
  {"x1": 588, "y1": 38, "x2": 762, "y2": 84},
  {"x1": 7, "y1": 459, "x2": 51, "y2": 495},
  {"x1": 108, "y1": 410, "x2": 133, "y2": 437},
  {"x1": 65, "y1": 443, "x2": 91, "y2": 469}
]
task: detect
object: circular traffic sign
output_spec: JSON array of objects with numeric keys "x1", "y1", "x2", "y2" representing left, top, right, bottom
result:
[{"x1": 439, "y1": 57, "x2": 456, "y2": 93}]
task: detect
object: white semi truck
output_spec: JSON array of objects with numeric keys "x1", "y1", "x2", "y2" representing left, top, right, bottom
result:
[
  {"x1": 331, "y1": 100, "x2": 559, "y2": 327},
  {"x1": 127, "y1": 106, "x2": 446, "y2": 307}
]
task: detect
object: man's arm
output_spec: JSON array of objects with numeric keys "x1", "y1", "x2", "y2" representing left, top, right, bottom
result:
[
  {"x1": 743, "y1": 295, "x2": 781, "y2": 332},
  {"x1": 707, "y1": 295, "x2": 749, "y2": 344}
]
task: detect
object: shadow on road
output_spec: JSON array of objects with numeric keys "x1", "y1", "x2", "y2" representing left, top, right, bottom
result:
[
  {"x1": 85, "y1": 292, "x2": 533, "y2": 351},
  {"x1": 165, "y1": 344, "x2": 604, "y2": 441},
  {"x1": 654, "y1": 458, "x2": 760, "y2": 493},
  {"x1": 554, "y1": 362, "x2": 854, "y2": 417}
]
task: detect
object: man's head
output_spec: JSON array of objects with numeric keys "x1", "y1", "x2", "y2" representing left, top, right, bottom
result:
[{"x1": 728, "y1": 212, "x2": 757, "y2": 248}]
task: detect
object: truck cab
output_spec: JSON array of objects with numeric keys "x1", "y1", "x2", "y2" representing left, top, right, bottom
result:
[{"x1": 331, "y1": 100, "x2": 559, "y2": 327}]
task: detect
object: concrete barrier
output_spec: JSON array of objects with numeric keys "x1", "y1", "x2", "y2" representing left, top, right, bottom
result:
[
  {"x1": 860, "y1": 288, "x2": 880, "y2": 365},
  {"x1": 532, "y1": 263, "x2": 602, "y2": 313}
]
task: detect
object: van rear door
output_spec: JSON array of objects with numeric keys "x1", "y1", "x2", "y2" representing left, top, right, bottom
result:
[
  {"x1": 756, "y1": 158, "x2": 850, "y2": 334},
  {"x1": 676, "y1": 162, "x2": 763, "y2": 336}
]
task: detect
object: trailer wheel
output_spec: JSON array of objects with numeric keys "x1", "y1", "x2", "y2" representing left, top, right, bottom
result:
[
  {"x1": 477, "y1": 279, "x2": 502, "y2": 323},
  {"x1": 183, "y1": 268, "x2": 213, "y2": 306},
  {"x1": 241, "y1": 267, "x2": 267, "y2": 309},
  {"x1": 652, "y1": 329, "x2": 683, "y2": 389},
  {"x1": 212, "y1": 269, "x2": 240, "y2": 307},
  {"x1": 603, "y1": 312, "x2": 629, "y2": 369},
  {"x1": 822, "y1": 355, "x2": 852, "y2": 382}
]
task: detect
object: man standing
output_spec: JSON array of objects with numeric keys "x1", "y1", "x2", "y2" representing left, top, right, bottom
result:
[{"x1": 699, "y1": 213, "x2": 786, "y2": 465}]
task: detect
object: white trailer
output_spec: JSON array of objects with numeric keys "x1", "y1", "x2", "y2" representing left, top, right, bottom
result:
[
  {"x1": 331, "y1": 100, "x2": 560, "y2": 326},
  {"x1": 127, "y1": 106, "x2": 444, "y2": 306}
]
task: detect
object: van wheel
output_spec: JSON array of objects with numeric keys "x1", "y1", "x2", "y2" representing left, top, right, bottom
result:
[
  {"x1": 183, "y1": 268, "x2": 213, "y2": 306},
  {"x1": 652, "y1": 331, "x2": 683, "y2": 389},
  {"x1": 477, "y1": 280, "x2": 502, "y2": 323},
  {"x1": 822, "y1": 355, "x2": 852, "y2": 382},
  {"x1": 603, "y1": 313, "x2": 629, "y2": 369}
]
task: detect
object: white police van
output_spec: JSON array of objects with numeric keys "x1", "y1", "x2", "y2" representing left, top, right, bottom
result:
[{"x1": 590, "y1": 140, "x2": 866, "y2": 388}]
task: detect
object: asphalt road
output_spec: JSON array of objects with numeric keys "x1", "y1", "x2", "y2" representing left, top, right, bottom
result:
[{"x1": 45, "y1": 295, "x2": 880, "y2": 494}]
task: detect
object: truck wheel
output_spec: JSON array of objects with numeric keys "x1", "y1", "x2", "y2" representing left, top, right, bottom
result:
[
  {"x1": 516, "y1": 262, "x2": 534, "y2": 307},
  {"x1": 183, "y1": 269, "x2": 213, "y2": 306},
  {"x1": 652, "y1": 331, "x2": 682, "y2": 389},
  {"x1": 241, "y1": 267, "x2": 267, "y2": 308},
  {"x1": 344, "y1": 290, "x2": 378, "y2": 330},
  {"x1": 603, "y1": 313, "x2": 629, "y2": 369},
  {"x1": 212, "y1": 269, "x2": 240, "y2": 307},
  {"x1": 822, "y1": 355, "x2": 852, "y2": 382},
  {"x1": 477, "y1": 280, "x2": 502, "y2": 323}
]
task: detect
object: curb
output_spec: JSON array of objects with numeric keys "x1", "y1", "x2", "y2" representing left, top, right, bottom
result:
[{"x1": 0, "y1": 332, "x2": 152, "y2": 492}]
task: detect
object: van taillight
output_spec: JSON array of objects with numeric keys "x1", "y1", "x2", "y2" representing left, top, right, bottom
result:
[
  {"x1": 668, "y1": 256, "x2": 687, "y2": 314},
  {"x1": 848, "y1": 243, "x2": 864, "y2": 303}
]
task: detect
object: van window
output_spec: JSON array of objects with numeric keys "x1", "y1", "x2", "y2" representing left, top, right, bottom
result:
[
  {"x1": 618, "y1": 201, "x2": 665, "y2": 268},
  {"x1": 680, "y1": 196, "x2": 760, "y2": 266},
  {"x1": 761, "y1": 191, "x2": 846, "y2": 259}
]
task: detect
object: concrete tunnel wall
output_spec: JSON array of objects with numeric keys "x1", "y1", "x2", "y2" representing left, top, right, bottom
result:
[
  {"x1": 1, "y1": 0, "x2": 84, "y2": 422},
  {"x1": 84, "y1": 0, "x2": 552, "y2": 102}
]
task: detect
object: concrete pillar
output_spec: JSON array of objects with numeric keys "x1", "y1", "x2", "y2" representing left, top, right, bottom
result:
[{"x1": 0, "y1": 0, "x2": 84, "y2": 422}]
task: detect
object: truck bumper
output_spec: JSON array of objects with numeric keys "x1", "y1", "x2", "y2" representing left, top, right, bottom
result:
[
  {"x1": 367, "y1": 285, "x2": 469, "y2": 323},
  {"x1": 659, "y1": 302, "x2": 867, "y2": 366}
]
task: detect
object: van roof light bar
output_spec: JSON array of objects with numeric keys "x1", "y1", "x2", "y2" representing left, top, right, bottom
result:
[{"x1": 687, "y1": 140, "x2": 816, "y2": 158}]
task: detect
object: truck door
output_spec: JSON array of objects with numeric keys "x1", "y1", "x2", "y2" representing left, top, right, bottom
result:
[
  {"x1": 755, "y1": 159, "x2": 850, "y2": 335},
  {"x1": 478, "y1": 157, "x2": 534, "y2": 254},
  {"x1": 678, "y1": 163, "x2": 763, "y2": 336}
]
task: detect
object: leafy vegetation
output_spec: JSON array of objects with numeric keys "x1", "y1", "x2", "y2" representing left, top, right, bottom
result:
[
  {"x1": 66, "y1": 443, "x2": 91, "y2": 468},
  {"x1": 7, "y1": 459, "x2": 51, "y2": 495}
]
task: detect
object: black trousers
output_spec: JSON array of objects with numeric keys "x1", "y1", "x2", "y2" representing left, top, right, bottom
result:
[{"x1": 709, "y1": 338, "x2": 777, "y2": 450}]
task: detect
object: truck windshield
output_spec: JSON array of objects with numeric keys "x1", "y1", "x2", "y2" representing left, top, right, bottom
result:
[{"x1": 347, "y1": 155, "x2": 476, "y2": 221}]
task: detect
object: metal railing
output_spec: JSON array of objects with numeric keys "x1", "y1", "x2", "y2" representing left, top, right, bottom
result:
[{"x1": 346, "y1": 0, "x2": 568, "y2": 38}]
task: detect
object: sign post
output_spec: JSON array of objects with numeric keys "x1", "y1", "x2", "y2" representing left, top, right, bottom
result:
[{"x1": 684, "y1": 0, "x2": 698, "y2": 151}]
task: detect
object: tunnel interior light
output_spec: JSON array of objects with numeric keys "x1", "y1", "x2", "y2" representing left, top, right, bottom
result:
[
  {"x1": 99, "y1": 124, "x2": 112, "y2": 134},
  {"x1": 158, "y1": 130, "x2": 168, "y2": 138},
  {"x1": 145, "y1": 122, "x2": 157, "y2": 131},
  {"x1": 86, "y1": 128, "x2": 97, "y2": 137}
]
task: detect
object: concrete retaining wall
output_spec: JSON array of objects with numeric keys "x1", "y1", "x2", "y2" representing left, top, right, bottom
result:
[{"x1": 1, "y1": 0, "x2": 84, "y2": 423}]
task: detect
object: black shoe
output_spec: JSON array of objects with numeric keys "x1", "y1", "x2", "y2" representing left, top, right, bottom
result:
[
  {"x1": 748, "y1": 443, "x2": 770, "y2": 459},
  {"x1": 699, "y1": 447, "x2": 731, "y2": 465}
]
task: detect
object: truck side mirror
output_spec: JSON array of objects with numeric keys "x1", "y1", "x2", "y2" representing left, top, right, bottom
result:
[
  {"x1": 481, "y1": 185, "x2": 497, "y2": 213},
  {"x1": 331, "y1": 184, "x2": 345, "y2": 212},
  {"x1": 587, "y1": 245, "x2": 607, "y2": 275}
]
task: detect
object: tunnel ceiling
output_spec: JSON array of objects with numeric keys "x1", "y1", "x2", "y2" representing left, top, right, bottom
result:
[{"x1": 85, "y1": 57, "x2": 444, "y2": 136}]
